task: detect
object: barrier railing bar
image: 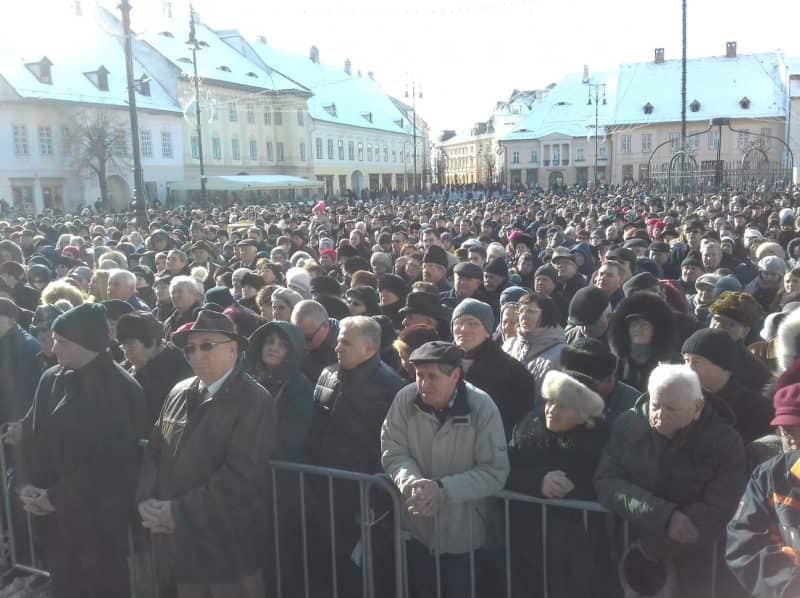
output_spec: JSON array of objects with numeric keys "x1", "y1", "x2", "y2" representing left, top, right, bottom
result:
[
  {"x1": 328, "y1": 475, "x2": 338, "y2": 598},
  {"x1": 469, "y1": 506, "x2": 476, "y2": 598},
  {"x1": 358, "y1": 480, "x2": 368, "y2": 598},
  {"x1": 299, "y1": 472, "x2": 310, "y2": 598},
  {"x1": 26, "y1": 511, "x2": 35, "y2": 568},
  {"x1": 271, "y1": 468, "x2": 282, "y2": 598},
  {"x1": 504, "y1": 498, "x2": 511, "y2": 598},
  {"x1": 434, "y1": 512, "x2": 442, "y2": 598},
  {"x1": 542, "y1": 503, "x2": 548, "y2": 598},
  {"x1": 0, "y1": 440, "x2": 18, "y2": 566}
]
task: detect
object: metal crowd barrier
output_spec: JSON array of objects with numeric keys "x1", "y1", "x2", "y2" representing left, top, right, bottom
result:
[{"x1": 0, "y1": 444, "x2": 724, "y2": 598}]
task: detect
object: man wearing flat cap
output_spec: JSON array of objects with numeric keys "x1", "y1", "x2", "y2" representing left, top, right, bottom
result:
[
  {"x1": 137, "y1": 310, "x2": 276, "y2": 597},
  {"x1": 441, "y1": 261, "x2": 489, "y2": 312},
  {"x1": 382, "y1": 341, "x2": 509, "y2": 598},
  {"x1": 18, "y1": 303, "x2": 146, "y2": 597}
]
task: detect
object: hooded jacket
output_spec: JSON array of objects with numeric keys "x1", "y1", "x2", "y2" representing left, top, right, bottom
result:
[
  {"x1": 503, "y1": 326, "x2": 567, "y2": 395},
  {"x1": 246, "y1": 321, "x2": 314, "y2": 461}
]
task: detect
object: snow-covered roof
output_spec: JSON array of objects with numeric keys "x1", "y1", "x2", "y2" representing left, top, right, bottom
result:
[
  {"x1": 502, "y1": 71, "x2": 616, "y2": 141},
  {"x1": 139, "y1": 18, "x2": 306, "y2": 94},
  {"x1": 246, "y1": 39, "x2": 413, "y2": 135},
  {"x1": 613, "y1": 52, "x2": 787, "y2": 125},
  {"x1": 0, "y1": 5, "x2": 179, "y2": 113}
]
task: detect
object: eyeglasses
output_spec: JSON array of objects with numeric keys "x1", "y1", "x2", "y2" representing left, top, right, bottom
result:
[
  {"x1": 182, "y1": 339, "x2": 233, "y2": 355},
  {"x1": 304, "y1": 322, "x2": 326, "y2": 343}
]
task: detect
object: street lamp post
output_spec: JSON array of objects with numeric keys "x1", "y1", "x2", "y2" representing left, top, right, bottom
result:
[
  {"x1": 186, "y1": 5, "x2": 208, "y2": 204},
  {"x1": 405, "y1": 79, "x2": 422, "y2": 194},
  {"x1": 119, "y1": 0, "x2": 148, "y2": 227},
  {"x1": 586, "y1": 82, "x2": 607, "y2": 189}
]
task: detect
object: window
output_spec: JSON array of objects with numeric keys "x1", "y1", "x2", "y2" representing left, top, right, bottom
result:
[
  {"x1": 266, "y1": 141, "x2": 273, "y2": 161},
  {"x1": 575, "y1": 147, "x2": 584, "y2": 161},
  {"x1": 13, "y1": 125, "x2": 29, "y2": 156},
  {"x1": 375, "y1": 145, "x2": 380, "y2": 162},
  {"x1": 274, "y1": 110, "x2": 282, "y2": 125},
  {"x1": 297, "y1": 110, "x2": 304, "y2": 126},
  {"x1": 38, "y1": 126, "x2": 53, "y2": 156},
  {"x1": 367, "y1": 145, "x2": 373, "y2": 161},
  {"x1": 315, "y1": 137, "x2": 323, "y2": 159},
  {"x1": 690, "y1": 99, "x2": 700, "y2": 112},
  {"x1": 512, "y1": 151, "x2": 519, "y2": 164},
  {"x1": 276, "y1": 142, "x2": 285, "y2": 161},
  {"x1": 264, "y1": 109, "x2": 271, "y2": 125},
  {"x1": 688, "y1": 134, "x2": 699, "y2": 150},
  {"x1": 231, "y1": 137, "x2": 241, "y2": 160},
  {"x1": 338, "y1": 140, "x2": 344, "y2": 160},
  {"x1": 708, "y1": 130, "x2": 720, "y2": 150},
  {"x1": 669, "y1": 132, "x2": 681, "y2": 151},
  {"x1": 140, "y1": 130, "x2": 153, "y2": 158},
  {"x1": 228, "y1": 101, "x2": 238, "y2": 122},
  {"x1": 300, "y1": 142, "x2": 306, "y2": 161},
  {"x1": 60, "y1": 126, "x2": 69, "y2": 154},
  {"x1": 159, "y1": 132, "x2": 173, "y2": 159},
  {"x1": 348, "y1": 141, "x2": 355, "y2": 160},
  {"x1": 96, "y1": 68, "x2": 109, "y2": 91},
  {"x1": 530, "y1": 150, "x2": 538, "y2": 162},
  {"x1": 212, "y1": 136, "x2": 221, "y2": 160},
  {"x1": 392, "y1": 149, "x2": 397, "y2": 162},
  {"x1": 622, "y1": 164, "x2": 634, "y2": 182},
  {"x1": 327, "y1": 139, "x2": 334, "y2": 160},
  {"x1": 738, "y1": 129, "x2": 750, "y2": 148},
  {"x1": 384, "y1": 146, "x2": 388, "y2": 162},
  {"x1": 598, "y1": 146, "x2": 606, "y2": 159},
  {"x1": 190, "y1": 135, "x2": 200, "y2": 159},
  {"x1": 760, "y1": 128, "x2": 772, "y2": 149},
  {"x1": 643, "y1": 102, "x2": 653, "y2": 115},
  {"x1": 620, "y1": 134, "x2": 632, "y2": 153},
  {"x1": 358, "y1": 142, "x2": 364, "y2": 161},
  {"x1": 246, "y1": 103, "x2": 255, "y2": 124},
  {"x1": 641, "y1": 134, "x2": 652, "y2": 153},
  {"x1": 249, "y1": 139, "x2": 258, "y2": 160}
]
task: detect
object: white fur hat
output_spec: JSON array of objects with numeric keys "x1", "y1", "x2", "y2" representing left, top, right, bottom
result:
[
  {"x1": 541, "y1": 370, "x2": 604, "y2": 419},
  {"x1": 777, "y1": 307, "x2": 800, "y2": 371}
]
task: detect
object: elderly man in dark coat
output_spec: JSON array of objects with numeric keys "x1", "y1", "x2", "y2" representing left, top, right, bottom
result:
[
  {"x1": 594, "y1": 364, "x2": 746, "y2": 598},
  {"x1": 19, "y1": 303, "x2": 146, "y2": 598},
  {"x1": 137, "y1": 310, "x2": 276, "y2": 598}
]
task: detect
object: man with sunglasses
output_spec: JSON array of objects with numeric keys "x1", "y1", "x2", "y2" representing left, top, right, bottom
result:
[{"x1": 137, "y1": 310, "x2": 276, "y2": 598}]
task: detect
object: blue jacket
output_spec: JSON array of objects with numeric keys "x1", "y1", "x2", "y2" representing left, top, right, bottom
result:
[{"x1": 0, "y1": 324, "x2": 42, "y2": 422}]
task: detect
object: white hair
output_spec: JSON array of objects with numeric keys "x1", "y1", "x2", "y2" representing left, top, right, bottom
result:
[
  {"x1": 191, "y1": 266, "x2": 208, "y2": 284},
  {"x1": 108, "y1": 268, "x2": 136, "y2": 290},
  {"x1": 648, "y1": 364, "x2": 703, "y2": 403},
  {"x1": 291, "y1": 299, "x2": 328, "y2": 327},
  {"x1": 339, "y1": 315, "x2": 380, "y2": 352},
  {"x1": 169, "y1": 275, "x2": 203, "y2": 296},
  {"x1": 487, "y1": 242, "x2": 505, "y2": 261}
]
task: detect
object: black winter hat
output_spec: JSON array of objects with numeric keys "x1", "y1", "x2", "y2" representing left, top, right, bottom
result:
[
  {"x1": 622, "y1": 272, "x2": 660, "y2": 297},
  {"x1": 681, "y1": 328, "x2": 741, "y2": 372},
  {"x1": 560, "y1": 338, "x2": 618, "y2": 380},
  {"x1": 310, "y1": 275, "x2": 342, "y2": 298},
  {"x1": 534, "y1": 264, "x2": 558, "y2": 284},
  {"x1": 102, "y1": 300, "x2": 135, "y2": 320},
  {"x1": 453, "y1": 262, "x2": 483, "y2": 279},
  {"x1": 205, "y1": 286, "x2": 235, "y2": 308},
  {"x1": 422, "y1": 245, "x2": 449, "y2": 269},
  {"x1": 378, "y1": 274, "x2": 409, "y2": 299},
  {"x1": 52, "y1": 303, "x2": 110, "y2": 353},
  {"x1": 485, "y1": 257, "x2": 509, "y2": 278},
  {"x1": 568, "y1": 287, "x2": 609, "y2": 326}
]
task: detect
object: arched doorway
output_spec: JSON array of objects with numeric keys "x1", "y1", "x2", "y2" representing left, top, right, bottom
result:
[
  {"x1": 548, "y1": 171, "x2": 564, "y2": 191},
  {"x1": 351, "y1": 170, "x2": 364, "y2": 195},
  {"x1": 106, "y1": 175, "x2": 130, "y2": 211}
]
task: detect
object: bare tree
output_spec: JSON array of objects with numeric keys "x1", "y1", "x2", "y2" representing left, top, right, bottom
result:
[
  {"x1": 64, "y1": 109, "x2": 130, "y2": 208},
  {"x1": 483, "y1": 152, "x2": 496, "y2": 185}
]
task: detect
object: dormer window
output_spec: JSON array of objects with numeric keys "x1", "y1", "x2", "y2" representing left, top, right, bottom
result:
[
  {"x1": 395, "y1": 118, "x2": 404, "y2": 129},
  {"x1": 324, "y1": 103, "x2": 337, "y2": 117},
  {"x1": 84, "y1": 66, "x2": 110, "y2": 91},
  {"x1": 25, "y1": 57, "x2": 53, "y2": 85},
  {"x1": 245, "y1": 72, "x2": 258, "y2": 78},
  {"x1": 362, "y1": 112, "x2": 373, "y2": 123},
  {"x1": 690, "y1": 99, "x2": 700, "y2": 112},
  {"x1": 217, "y1": 66, "x2": 231, "y2": 72},
  {"x1": 198, "y1": 41, "x2": 210, "y2": 48},
  {"x1": 739, "y1": 96, "x2": 750, "y2": 109},
  {"x1": 135, "y1": 75, "x2": 151, "y2": 97},
  {"x1": 158, "y1": 31, "x2": 174, "y2": 38},
  {"x1": 643, "y1": 102, "x2": 654, "y2": 115}
]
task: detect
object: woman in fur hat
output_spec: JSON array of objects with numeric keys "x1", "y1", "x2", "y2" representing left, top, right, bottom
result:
[
  {"x1": 608, "y1": 292, "x2": 682, "y2": 392},
  {"x1": 507, "y1": 370, "x2": 609, "y2": 598}
]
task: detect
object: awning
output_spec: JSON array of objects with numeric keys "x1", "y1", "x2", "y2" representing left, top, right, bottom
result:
[{"x1": 167, "y1": 175, "x2": 323, "y2": 192}]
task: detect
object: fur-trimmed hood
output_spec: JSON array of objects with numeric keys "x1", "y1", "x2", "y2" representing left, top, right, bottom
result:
[
  {"x1": 776, "y1": 308, "x2": 800, "y2": 371},
  {"x1": 609, "y1": 292, "x2": 676, "y2": 360}
]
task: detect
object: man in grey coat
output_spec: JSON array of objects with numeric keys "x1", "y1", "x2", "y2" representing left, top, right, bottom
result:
[{"x1": 382, "y1": 341, "x2": 509, "y2": 598}]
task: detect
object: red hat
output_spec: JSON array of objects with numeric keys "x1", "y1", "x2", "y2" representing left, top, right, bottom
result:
[
  {"x1": 772, "y1": 382, "x2": 800, "y2": 427},
  {"x1": 320, "y1": 248, "x2": 336, "y2": 261}
]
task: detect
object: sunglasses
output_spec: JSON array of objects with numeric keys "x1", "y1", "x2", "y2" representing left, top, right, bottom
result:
[{"x1": 182, "y1": 339, "x2": 233, "y2": 355}]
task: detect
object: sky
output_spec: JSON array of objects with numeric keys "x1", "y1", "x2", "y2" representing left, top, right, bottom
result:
[{"x1": 11, "y1": 0, "x2": 800, "y2": 134}]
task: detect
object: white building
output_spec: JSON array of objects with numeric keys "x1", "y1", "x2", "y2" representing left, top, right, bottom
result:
[
  {"x1": 789, "y1": 58, "x2": 800, "y2": 183},
  {"x1": 0, "y1": 2, "x2": 184, "y2": 213}
]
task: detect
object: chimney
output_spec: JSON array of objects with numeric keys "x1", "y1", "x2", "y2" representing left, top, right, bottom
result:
[
  {"x1": 726, "y1": 41, "x2": 737, "y2": 58},
  {"x1": 654, "y1": 48, "x2": 664, "y2": 64},
  {"x1": 257, "y1": 35, "x2": 267, "y2": 44},
  {"x1": 309, "y1": 45, "x2": 319, "y2": 64},
  {"x1": 344, "y1": 58, "x2": 351, "y2": 75},
  {"x1": 582, "y1": 64, "x2": 589, "y2": 83},
  {"x1": 368, "y1": 71, "x2": 374, "y2": 80}
]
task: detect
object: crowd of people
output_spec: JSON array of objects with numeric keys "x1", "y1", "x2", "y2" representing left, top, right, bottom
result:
[{"x1": 1, "y1": 184, "x2": 800, "y2": 597}]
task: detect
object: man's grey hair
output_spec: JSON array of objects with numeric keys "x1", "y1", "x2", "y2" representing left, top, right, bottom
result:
[
  {"x1": 339, "y1": 315, "x2": 380, "y2": 352},
  {"x1": 168, "y1": 249, "x2": 188, "y2": 263},
  {"x1": 648, "y1": 364, "x2": 703, "y2": 403},
  {"x1": 291, "y1": 299, "x2": 329, "y2": 327},
  {"x1": 108, "y1": 269, "x2": 136, "y2": 290},
  {"x1": 169, "y1": 275, "x2": 203, "y2": 297},
  {"x1": 371, "y1": 252, "x2": 391, "y2": 267}
]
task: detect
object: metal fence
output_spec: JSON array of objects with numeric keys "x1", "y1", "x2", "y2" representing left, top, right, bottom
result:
[{"x1": 0, "y1": 446, "x2": 726, "y2": 598}]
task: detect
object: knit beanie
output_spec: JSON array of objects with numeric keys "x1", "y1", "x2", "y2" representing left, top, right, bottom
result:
[
  {"x1": 681, "y1": 328, "x2": 740, "y2": 372},
  {"x1": 451, "y1": 298, "x2": 495, "y2": 334},
  {"x1": 534, "y1": 264, "x2": 558, "y2": 284},
  {"x1": 271, "y1": 287, "x2": 303, "y2": 311},
  {"x1": 205, "y1": 286, "x2": 235, "y2": 308},
  {"x1": 485, "y1": 257, "x2": 509, "y2": 279},
  {"x1": 759, "y1": 256, "x2": 788, "y2": 275},
  {"x1": 499, "y1": 286, "x2": 530, "y2": 306},
  {"x1": 422, "y1": 245, "x2": 449, "y2": 269},
  {"x1": 52, "y1": 303, "x2": 109, "y2": 352}
]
